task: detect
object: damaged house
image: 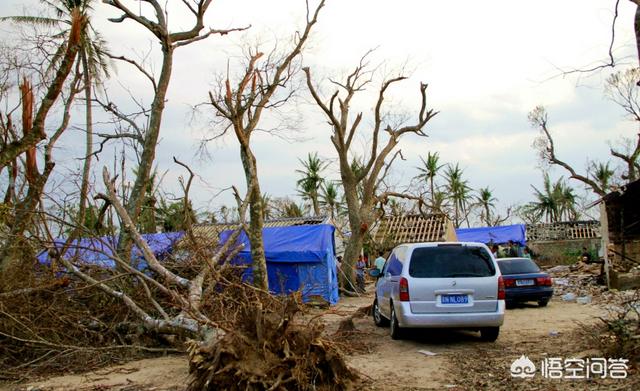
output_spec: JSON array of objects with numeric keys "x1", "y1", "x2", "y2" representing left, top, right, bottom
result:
[
  {"x1": 371, "y1": 214, "x2": 457, "y2": 251},
  {"x1": 600, "y1": 178, "x2": 640, "y2": 290}
]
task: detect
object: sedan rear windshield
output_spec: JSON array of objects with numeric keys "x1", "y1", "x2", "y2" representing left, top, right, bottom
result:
[
  {"x1": 408, "y1": 246, "x2": 495, "y2": 278},
  {"x1": 497, "y1": 258, "x2": 540, "y2": 275}
]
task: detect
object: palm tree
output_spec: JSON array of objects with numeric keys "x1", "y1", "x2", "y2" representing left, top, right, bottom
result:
[
  {"x1": 528, "y1": 173, "x2": 578, "y2": 223},
  {"x1": 529, "y1": 173, "x2": 557, "y2": 222},
  {"x1": 416, "y1": 152, "x2": 443, "y2": 207},
  {"x1": 157, "y1": 198, "x2": 197, "y2": 232},
  {"x1": 557, "y1": 180, "x2": 578, "y2": 221},
  {"x1": 319, "y1": 181, "x2": 341, "y2": 219},
  {"x1": 476, "y1": 187, "x2": 497, "y2": 226},
  {"x1": 3, "y1": 0, "x2": 110, "y2": 233},
  {"x1": 591, "y1": 162, "x2": 615, "y2": 193},
  {"x1": 296, "y1": 152, "x2": 328, "y2": 216},
  {"x1": 282, "y1": 201, "x2": 304, "y2": 218},
  {"x1": 261, "y1": 193, "x2": 272, "y2": 220},
  {"x1": 431, "y1": 190, "x2": 448, "y2": 215},
  {"x1": 444, "y1": 163, "x2": 472, "y2": 227}
]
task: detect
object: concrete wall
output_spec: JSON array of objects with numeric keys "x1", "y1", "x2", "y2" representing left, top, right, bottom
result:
[{"x1": 528, "y1": 238, "x2": 602, "y2": 266}]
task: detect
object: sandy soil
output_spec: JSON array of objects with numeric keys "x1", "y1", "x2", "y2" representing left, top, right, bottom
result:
[
  {"x1": 2, "y1": 289, "x2": 609, "y2": 391},
  {"x1": 331, "y1": 292, "x2": 606, "y2": 390}
]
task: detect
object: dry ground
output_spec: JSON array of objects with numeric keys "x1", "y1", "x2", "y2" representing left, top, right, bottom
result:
[{"x1": 3, "y1": 287, "x2": 635, "y2": 391}]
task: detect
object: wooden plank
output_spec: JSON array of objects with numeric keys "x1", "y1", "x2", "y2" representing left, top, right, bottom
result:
[{"x1": 418, "y1": 215, "x2": 425, "y2": 242}]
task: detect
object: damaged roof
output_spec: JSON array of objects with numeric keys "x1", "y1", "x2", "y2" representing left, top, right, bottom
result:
[{"x1": 371, "y1": 214, "x2": 457, "y2": 250}]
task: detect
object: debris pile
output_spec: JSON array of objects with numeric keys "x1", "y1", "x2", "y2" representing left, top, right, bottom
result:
[
  {"x1": 0, "y1": 271, "x2": 166, "y2": 380},
  {"x1": 545, "y1": 263, "x2": 607, "y2": 304},
  {"x1": 188, "y1": 281, "x2": 359, "y2": 391}
]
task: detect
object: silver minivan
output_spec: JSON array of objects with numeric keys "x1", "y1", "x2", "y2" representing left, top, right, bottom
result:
[{"x1": 372, "y1": 242, "x2": 505, "y2": 341}]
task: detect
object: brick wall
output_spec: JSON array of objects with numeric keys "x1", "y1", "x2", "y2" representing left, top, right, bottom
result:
[{"x1": 528, "y1": 238, "x2": 602, "y2": 266}]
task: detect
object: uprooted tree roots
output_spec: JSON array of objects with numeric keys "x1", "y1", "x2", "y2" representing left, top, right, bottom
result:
[{"x1": 187, "y1": 281, "x2": 359, "y2": 391}]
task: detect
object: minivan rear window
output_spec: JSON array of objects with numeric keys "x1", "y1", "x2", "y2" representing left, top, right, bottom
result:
[{"x1": 409, "y1": 246, "x2": 495, "y2": 278}]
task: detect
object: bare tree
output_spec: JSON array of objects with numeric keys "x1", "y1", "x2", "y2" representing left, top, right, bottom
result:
[
  {"x1": 629, "y1": 0, "x2": 640, "y2": 70},
  {"x1": 304, "y1": 55, "x2": 437, "y2": 290},
  {"x1": 98, "y1": 0, "x2": 246, "y2": 260},
  {"x1": 3, "y1": 0, "x2": 112, "y2": 244},
  {"x1": 605, "y1": 68, "x2": 640, "y2": 180},
  {"x1": 0, "y1": 10, "x2": 86, "y2": 273},
  {"x1": 529, "y1": 95, "x2": 640, "y2": 197},
  {"x1": 529, "y1": 106, "x2": 611, "y2": 196},
  {"x1": 1, "y1": 76, "x2": 83, "y2": 273},
  {"x1": 205, "y1": 0, "x2": 325, "y2": 290},
  {"x1": 0, "y1": 8, "x2": 84, "y2": 170}
]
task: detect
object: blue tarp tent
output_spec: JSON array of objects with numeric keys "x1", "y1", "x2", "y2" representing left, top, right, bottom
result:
[
  {"x1": 455, "y1": 224, "x2": 526, "y2": 246},
  {"x1": 36, "y1": 232, "x2": 185, "y2": 270},
  {"x1": 219, "y1": 224, "x2": 339, "y2": 305}
]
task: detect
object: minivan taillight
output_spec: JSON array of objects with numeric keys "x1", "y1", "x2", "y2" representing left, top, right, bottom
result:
[
  {"x1": 498, "y1": 276, "x2": 505, "y2": 300},
  {"x1": 399, "y1": 277, "x2": 410, "y2": 302}
]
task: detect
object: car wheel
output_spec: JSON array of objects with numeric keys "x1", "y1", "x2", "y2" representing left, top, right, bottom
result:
[
  {"x1": 373, "y1": 298, "x2": 389, "y2": 327},
  {"x1": 538, "y1": 299, "x2": 549, "y2": 307},
  {"x1": 505, "y1": 301, "x2": 515, "y2": 309},
  {"x1": 390, "y1": 303, "x2": 404, "y2": 340},
  {"x1": 480, "y1": 327, "x2": 500, "y2": 342}
]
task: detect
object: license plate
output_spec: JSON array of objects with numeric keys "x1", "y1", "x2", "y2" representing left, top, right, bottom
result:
[
  {"x1": 516, "y1": 279, "x2": 534, "y2": 286},
  {"x1": 441, "y1": 294, "x2": 469, "y2": 304}
]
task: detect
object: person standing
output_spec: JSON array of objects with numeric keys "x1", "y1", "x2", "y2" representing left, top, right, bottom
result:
[
  {"x1": 355, "y1": 254, "x2": 366, "y2": 293},
  {"x1": 507, "y1": 241, "x2": 518, "y2": 257},
  {"x1": 374, "y1": 251, "x2": 386, "y2": 273}
]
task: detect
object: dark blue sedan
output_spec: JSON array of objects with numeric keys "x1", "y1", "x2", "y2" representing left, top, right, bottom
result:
[{"x1": 496, "y1": 257, "x2": 553, "y2": 308}]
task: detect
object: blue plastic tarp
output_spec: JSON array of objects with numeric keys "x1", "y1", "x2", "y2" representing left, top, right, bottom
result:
[
  {"x1": 455, "y1": 224, "x2": 526, "y2": 246},
  {"x1": 219, "y1": 224, "x2": 339, "y2": 305},
  {"x1": 36, "y1": 232, "x2": 185, "y2": 270}
]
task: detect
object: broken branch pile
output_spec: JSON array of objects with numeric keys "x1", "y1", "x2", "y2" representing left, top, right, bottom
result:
[
  {"x1": 0, "y1": 269, "x2": 173, "y2": 381},
  {"x1": 188, "y1": 278, "x2": 359, "y2": 390}
]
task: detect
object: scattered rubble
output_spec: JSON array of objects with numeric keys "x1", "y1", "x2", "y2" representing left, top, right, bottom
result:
[
  {"x1": 546, "y1": 265, "x2": 571, "y2": 273},
  {"x1": 545, "y1": 262, "x2": 612, "y2": 304},
  {"x1": 576, "y1": 295, "x2": 592, "y2": 305}
]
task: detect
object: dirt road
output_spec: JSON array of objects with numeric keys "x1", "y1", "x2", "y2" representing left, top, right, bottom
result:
[
  {"x1": 7, "y1": 291, "x2": 633, "y2": 391},
  {"x1": 330, "y1": 291, "x2": 608, "y2": 390}
]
